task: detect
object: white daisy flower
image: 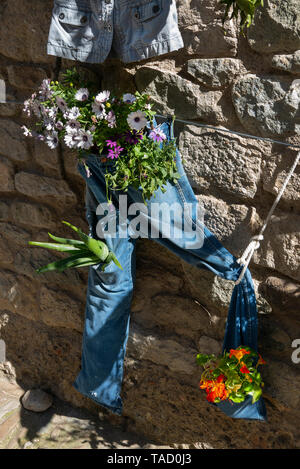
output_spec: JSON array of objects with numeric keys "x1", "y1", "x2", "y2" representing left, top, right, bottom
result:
[
  {"x1": 46, "y1": 131, "x2": 59, "y2": 149},
  {"x1": 92, "y1": 101, "x2": 106, "y2": 119},
  {"x1": 43, "y1": 117, "x2": 56, "y2": 131},
  {"x1": 55, "y1": 120, "x2": 64, "y2": 130},
  {"x1": 47, "y1": 106, "x2": 58, "y2": 119},
  {"x1": 65, "y1": 119, "x2": 81, "y2": 133},
  {"x1": 75, "y1": 129, "x2": 93, "y2": 150},
  {"x1": 95, "y1": 90, "x2": 110, "y2": 103},
  {"x1": 122, "y1": 93, "x2": 136, "y2": 104},
  {"x1": 127, "y1": 110, "x2": 147, "y2": 131},
  {"x1": 21, "y1": 125, "x2": 32, "y2": 137},
  {"x1": 64, "y1": 132, "x2": 80, "y2": 149},
  {"x1": 75, "y1": 88, "x2": 89, "y2": 101},
  {"x1": 64, "y1": 106, "x2": 80, "y2": 120}
]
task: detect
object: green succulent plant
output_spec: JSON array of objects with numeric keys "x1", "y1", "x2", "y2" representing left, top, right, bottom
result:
[{"x1": 29, "y1": 221, "x2": 122, "y2": 273}]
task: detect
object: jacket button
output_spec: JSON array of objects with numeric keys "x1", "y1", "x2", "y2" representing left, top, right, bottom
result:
[
  {"x1": 134, "y1": 11, "x2": 140, "y2": 19},
  {"x1": 80, "y1": 16, "x2": 88, "y2": 24},
  {"x1": 59, "y1": 12, "x2": 65, "y2": 20},
  {"x1": 152, "y1": 5, "x2": 160, "y2": 13}
]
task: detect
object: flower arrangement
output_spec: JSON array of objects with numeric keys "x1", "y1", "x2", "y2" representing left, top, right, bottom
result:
[
  {"x1": 219, "y1": 0, "x2": 263, "y2": 31},
  {"x1": 29, "y1": 221, "x2": 122, "y2": 273},
  {"x1": 197, "y1": 345, "x2": 266, "y2": 404},
  {"x1": 22, "y1": 68, "x2": 180, "y2": 203}
]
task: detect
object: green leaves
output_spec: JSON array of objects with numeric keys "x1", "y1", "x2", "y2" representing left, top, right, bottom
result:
[
  {"x1": 105, "y1": 136, "x2": 178, "y2": 204},
  {"x1": 29, "y1": 221, "x2": 122, "y2": 273}
]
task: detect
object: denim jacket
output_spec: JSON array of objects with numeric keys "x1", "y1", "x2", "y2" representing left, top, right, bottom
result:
[{"x1": 47, "y1": 0, "x2": 184, "y2": 63}]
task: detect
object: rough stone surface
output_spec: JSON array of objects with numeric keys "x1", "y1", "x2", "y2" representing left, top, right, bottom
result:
[
  {"x1": 187, "y1": 58, "x2": 245, "y2": 89},
  {"x1": 232, "y1": 74, "x2": 300, "y2": 137},
  {"x1": 272, "y1": 51, "x2": 300, "y2": 75},
  {"x1": 21, "y1": 389, "x2": 53, "y2": 413},
  {"x1": 177, "y1": 0, "x2": 238, "y2": 57},
  {"x1": 135, "y1": 67, "x2": 225, "y2": 123},
  {"x1": 262, "y1": 150, "x2": 300, "y2": 207},
  {"x1": 0, "y1": 1, "x2": 55, "y2": 63},
  {"x1": 248, "y1": 0, "x2": 300, "y2": 54},
  {"x1": 0, "y1": 120, "x2": 29, "y2": 161},
  {"x1": 178, "y1": 126, "x2": 264, "y2": 199},
  {"x1": 14, "y1": 172, "x2": 77, "y2": 211}
]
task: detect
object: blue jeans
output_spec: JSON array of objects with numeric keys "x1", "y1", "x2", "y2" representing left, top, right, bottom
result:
[{"x1": 73, "y1": 119, "x2": 266, "y2": 421}]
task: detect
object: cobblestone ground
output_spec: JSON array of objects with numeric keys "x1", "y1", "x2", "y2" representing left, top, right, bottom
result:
[{"x1": 0, "y1": 377, "x2": 169, "y2": 450}]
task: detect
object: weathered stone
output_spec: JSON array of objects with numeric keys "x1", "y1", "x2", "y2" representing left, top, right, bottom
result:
[
  {"x1": 178, "y1": 126, "x2": 264, "y2": 198},
  {"x1": 21, "y1": 389, "x2": 53, "y2": 413},
  {"x1": 0, "y1": 1, "x2": 55, "y2": 63},
  {"x1": 248, "y1": 0, "x2": 300, "y2": 54},
  {"x1": 135, "y1": 67, "x2": 224, "y2": 123},
  {"x1": 262, "y1": 276, "x2": 300, "y2": 315},
  {"x1": 127, "y1": 326, "x2": 198, "y2": 376},
  {"x1": 7, "y1": 66, "x2": 47, "y2": 90},
  {"x1": 0, "y1": 103, "x2": 22, "y2": 117},
  {"x1": 0, "y1": 202, "x2": 9, "y2": 222},
  {"x1": 133, "y1": 293, "x2": 211, "y2": 340},
  {"x1": 252, "y1": 210, "x2": 300, "y2": 282},
  {"x1": 0, "y1": 222, "x2": 30, "y2": 246},
  {"x1": 15, "y1": 172, "x2": 77, "y2": 211},
  {"x1": 232, "y1": 74, "x2": 300, "y2": 137},
  {"x1": 33, "y1": 139, "x2": 61, "y2": 178},
  {"x1": 0, "y1": 120, "x2": 29, "y2": 162},
  {"x1": 11, "y1": 201, "x2": 56, "y2": 229},
  {"x1": 263, "y1": 360, "x2": 300, "y2": 410},
  {"x1": 272, "y1": 51, "x2": 300, "y2": 75},
  {"x1": 187, "y1": 58, "x2": 245, "y2": 89},
  {"x1": 262, "y1": 150, "x2": 300, "y2": 207},
  {"x1": 0, "y1": 271, "x2": 39, "y2": 321},
  {"x1": 0, "y1": 157, "x2": 15, "y2": 192},
  {"x1": 198, "y1": 336, "x2": 222, "y2": 356},
  {"x1": 0, "y1": 236, "x2": 14, "y2": 265},
  {"x1": 40, "y1": 286, "x2": 84, "y2": 332},
  {"x1": 177, "y1": 0, "x2": 237, "y2": 57}
]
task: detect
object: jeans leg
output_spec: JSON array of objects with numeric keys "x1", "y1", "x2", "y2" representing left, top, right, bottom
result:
[{"x1": 73, "y1": 184, "x2": 136, "y2": 415}]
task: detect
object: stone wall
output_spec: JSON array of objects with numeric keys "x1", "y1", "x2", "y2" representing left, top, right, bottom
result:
[{"x1": 0, "y1": 0, "x2": 300, "y2": 449}]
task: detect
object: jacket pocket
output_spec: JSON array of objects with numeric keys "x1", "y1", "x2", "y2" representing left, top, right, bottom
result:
[
  {"x1": 132, "y1": 0, "x2": 163, "y2": 23},
  {"x1": 50, "y1": 2, "x2": 94, "y2": 49}
]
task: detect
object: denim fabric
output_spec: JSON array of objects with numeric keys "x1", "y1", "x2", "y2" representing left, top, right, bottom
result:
[
  {"x1": 47, "y1": 0, "x2": 184, "y2": 63},
  {"x1": 73, "y1": 119, "x2": 267, "y2": 421}
]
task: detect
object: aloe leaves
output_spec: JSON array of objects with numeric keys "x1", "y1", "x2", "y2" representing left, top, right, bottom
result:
[{"x1": 29, "y1": 221, "x2": 122, "y2": 273}]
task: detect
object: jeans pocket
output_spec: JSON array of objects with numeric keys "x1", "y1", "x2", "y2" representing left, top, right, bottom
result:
[
  {"x1": 132, "y1": 0, "x2": 163, "y2": 23},
  {"x1": 50, "y1": 2, "x2": 94, "y2": 49}
]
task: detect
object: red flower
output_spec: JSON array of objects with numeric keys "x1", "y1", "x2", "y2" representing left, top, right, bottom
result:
[{"x1": 240, "y1": 364, "x2": 250, "y2": 374}]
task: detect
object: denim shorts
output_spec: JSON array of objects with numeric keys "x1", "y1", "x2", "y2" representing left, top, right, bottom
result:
[{"x1": 47, "y1": 0, "x2": 184, "y2": 63}]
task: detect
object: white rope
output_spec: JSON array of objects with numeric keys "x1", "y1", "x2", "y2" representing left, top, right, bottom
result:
[
  {"x1": 155, "y1": 113, "x2": 300, "y2": 285},
  {"x1": 234, "y1": 151, "x2": 300, "y2": 285},
  {"x1": 155, "y1": 114, "x2": 300, "y2": 150}
]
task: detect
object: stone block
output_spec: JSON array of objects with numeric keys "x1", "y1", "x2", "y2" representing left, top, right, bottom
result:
[{"x1": 14, "y1": 172, "x2": 77, "y2": 211}]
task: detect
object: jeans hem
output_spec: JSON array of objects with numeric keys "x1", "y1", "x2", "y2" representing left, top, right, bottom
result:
[{"x1": 72, "y1": 381, "x2": 123, "y2": 416}]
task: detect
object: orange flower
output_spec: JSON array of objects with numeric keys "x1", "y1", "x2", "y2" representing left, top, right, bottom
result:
[
  {"x1": 257, "y1": 354, "x2": 266, "y2": 365},
  {"x1": 200, "y1": 375, "x2": 229, "y2": 403},
  {"x1": 229, "y1": 348, "x2": 251, "y2": 361}
]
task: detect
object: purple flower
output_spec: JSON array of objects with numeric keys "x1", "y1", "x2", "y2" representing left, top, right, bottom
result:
[
  {"x1": 149, "y1": 127, "x2": 167, "y2": 143},
  {"x1": 124, "y1": 130, "x2": 143, "y2": 145},
  {"x1": 105, "y1": 140, "x2": 123, "y2": 159}
]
